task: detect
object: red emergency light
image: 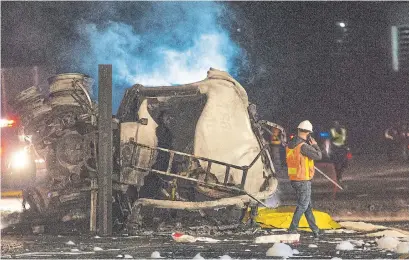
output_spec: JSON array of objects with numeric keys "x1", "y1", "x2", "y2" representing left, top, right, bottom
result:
[
  {"x1": 0, "y1": 119, "x2": 15, "y2": 128},
  {"x1": 347, "y1": 151, "x2": 353, "y2": 160}
]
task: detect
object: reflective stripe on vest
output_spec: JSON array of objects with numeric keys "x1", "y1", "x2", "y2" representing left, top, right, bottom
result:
[
  {"x1": 330, "y1": 128, "x2": 346, "y2": 146},
  {"x1": 286, "y1": 143, "x2": 315, "y2": 181}
]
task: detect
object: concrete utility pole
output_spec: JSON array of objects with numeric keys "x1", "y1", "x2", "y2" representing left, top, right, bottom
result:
[{"x1": 97, "y1": 64, "x2": 113, "y2": 236}]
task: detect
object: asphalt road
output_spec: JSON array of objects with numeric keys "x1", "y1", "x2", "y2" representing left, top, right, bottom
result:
[
  {"x1": 1, "y1": 225, "x2": 409, "y2": 259},
  {"x1": 1, "y1": 153, "x2": 409, "y2": 259}
]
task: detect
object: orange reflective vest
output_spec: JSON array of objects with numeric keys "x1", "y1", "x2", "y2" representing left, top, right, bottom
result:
[{"x1": 286, "y1": 143, "x2": 315, "y2": 181}]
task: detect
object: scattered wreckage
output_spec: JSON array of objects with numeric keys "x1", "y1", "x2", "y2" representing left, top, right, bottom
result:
[{"x1": 10, "y1": 68, "x2": 281, "y2": 232}]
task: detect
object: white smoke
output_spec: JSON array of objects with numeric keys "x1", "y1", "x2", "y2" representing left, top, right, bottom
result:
[{"x1": 73, "y1": 2, "x2": 245, "y2": 111}]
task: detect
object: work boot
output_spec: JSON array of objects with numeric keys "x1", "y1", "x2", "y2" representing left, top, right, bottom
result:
[
  {"x1": 313, "y1": 229, "x2": 324, "y2": 240},
  {"x1": 287, "y1": 229, "x2": 298, "y2": 235}
]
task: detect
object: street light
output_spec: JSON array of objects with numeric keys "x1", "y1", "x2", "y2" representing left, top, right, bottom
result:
[{"x1": 338, "y1": 22, "x2": 346, "y2": 28}]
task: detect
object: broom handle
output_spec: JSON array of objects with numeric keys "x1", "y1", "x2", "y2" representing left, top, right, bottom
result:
[{"x1": 314, "y1": 166, "x2": 344, "y2": 190}]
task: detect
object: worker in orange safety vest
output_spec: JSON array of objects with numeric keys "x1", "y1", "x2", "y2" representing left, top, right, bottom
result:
[{"x1": 286, "y1": 120, "x2": 322, "y2": 239}]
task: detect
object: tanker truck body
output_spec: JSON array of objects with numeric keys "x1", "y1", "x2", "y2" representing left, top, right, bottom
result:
[{"x1": 8, "y1": 68, "x2": 279, "y2": 232}]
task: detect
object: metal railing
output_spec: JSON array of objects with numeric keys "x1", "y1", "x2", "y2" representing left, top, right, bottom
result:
[{"x1": 129, "y1": 143, "x2": 271, "y2": 204}]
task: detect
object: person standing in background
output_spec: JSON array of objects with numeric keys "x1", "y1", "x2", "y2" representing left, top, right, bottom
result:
[{"x1": 330, "y1": 121, "x2": 348, "y2": 185}]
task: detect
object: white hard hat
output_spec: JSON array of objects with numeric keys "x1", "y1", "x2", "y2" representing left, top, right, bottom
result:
[{"x1": 297, "y1": 120, "x2": 313, "y2": 132}]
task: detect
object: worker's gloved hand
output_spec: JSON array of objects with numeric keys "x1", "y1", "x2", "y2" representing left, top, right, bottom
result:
[{"x1": 309, "y1": 137, "x2": 317, "y2": 145}]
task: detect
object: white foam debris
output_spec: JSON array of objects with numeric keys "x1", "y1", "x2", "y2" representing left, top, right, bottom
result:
[
  {"x1": 94, "y1": 236, "x2": 101, "y2": 239},
  {"x1": 268, "y1": 229, "x2": 287, "y2": 232},
  {"x1": 65, "y1": 241, "x2": 76, "y2": 246},
  {"x1": 124, "y1": 255, "x2": 133, "y2": 259},
  {"x1": 172, "y1": 233, "x2": 197, "y2": 243},
  {"x1": 308, "y1": 244, "x2": 318, "y2": 248},
  {"x1": 292, "y1": 249, "x2": 300, "y2": 254},
  {"x1": 364, "y1": 243, "x2": 371, "y2": 246},
  {"x1": 255, "y1": 234, "x2": 300, "y2": 244},
  {"x1": 325, "y1": 229, "x2": 356, "y2": 234},
  {"x1": 350, "y1": 240, "x2": 365, "y2": 246},
  {"x1": 336, "y1": 241, "x2": 355, "y2": 251},
  {"x1": 93, "y1": 247, "x2": 104, "y2": 251},
  {"x1": 151, "y1": 251, "x2": 163, "y2": 258},
  {"x1": 245, "y1": 249, "x2": 251, "y2": 252},
  {"x1": 220, "y1": 255, "x2": 232, "y2": 259},
  {"x1": 193, "y1": 253, "x2": 205, "y2": 259},
  {"x1": 196, "y1": 237, "x2": 220, "y2": 243},
  {"x1": 116, "y1": 255, "x2": 123, "y2": 258},
  {"x1": 367, "y1": 229, "x2": 409, "y2": 238},
  {"x1": 266, "y1": 243, "x2": 293, "y2": 257},
  {"x1": 396, "y1": 242, "x2": 409, "y2": 254},
  {"x1": 339, "y1": 221, "x2": 388, "y2": 232},
  {"x1": 70, "y1": 249, "x2": 80, "y2": 252},
  {"x1": 331, "y1": 258, "x2": 342, "y2": 260},
  {"x1": 377, "y1": 236, "x2": 400, "y2": 250}
]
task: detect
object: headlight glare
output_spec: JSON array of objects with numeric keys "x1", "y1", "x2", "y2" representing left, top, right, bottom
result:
[{"x1": 11, "y1": 150, "x2": 29, "y2": 169}]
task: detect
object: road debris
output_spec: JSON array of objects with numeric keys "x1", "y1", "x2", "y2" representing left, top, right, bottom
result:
[
  {"x1": 172, "y1": 232, "x2": 197, "y2": 243},
  {"x1": 324, "y1": 229, "x2": 356, "y2": 234},
  {"x1": 366, "y1": 229, "x2": 409, "y2": 238},
  {"x1": 254, "y1": 233, "x2": 300, "y2": 244},
  {"x1": 335, "y1": 241, "x2": 354, "y2": 250},
  {"x1": 171, "y1": 232, "x2": 220, "y2": 243},
  {"x1": 266, "y1": 243, "x2": 293, "y2": 257},
  {"x1": 193, "y1": 253, "x2": 205, "y2": 259},
  {"x1": 65, "y1": 240, "x2": 76, "y2": 246},
  {"x1": 338, "y1": 221, "x2": 388, "y2": 232},
  {"x1": 349, "y1": 239, "x2": 365, "y2": 246},
  {"x1": 377, "y1": 236, "x2": 400, "y2": 250},
  {"x1": 396, "y1": 242, "x2": 409, "y2": 254},
  {"x1": 151, "y1": 251, "x2": 164, "y2": 258}
]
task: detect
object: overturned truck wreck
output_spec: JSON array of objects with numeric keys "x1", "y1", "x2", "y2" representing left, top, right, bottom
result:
[{"x1": 13, "y1": 68, "x2": 279, "y2": 233}]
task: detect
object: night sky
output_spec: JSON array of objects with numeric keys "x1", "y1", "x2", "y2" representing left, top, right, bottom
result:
[{"x1": 1, "y1": 1, "x2": 408, "y2": 153}]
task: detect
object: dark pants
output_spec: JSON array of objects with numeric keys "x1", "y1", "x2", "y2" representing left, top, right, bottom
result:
[
  {"x1": 331, "y1": 146, "x2": 348, "y2": 182},
  {"x1": 270, "y1": 144, "x2": 286, "y2": 177},
  {"x1": 289, "y1": 180, "x2": 319, "y2": 233}
]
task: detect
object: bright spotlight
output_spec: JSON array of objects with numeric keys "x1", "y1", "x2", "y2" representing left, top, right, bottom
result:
[
  {"x1": 11, "y1": 149, "x2": 29, "y2": 169},
  {"x1": 339, "y1": 22, "x2": 346, "y2": 28}
]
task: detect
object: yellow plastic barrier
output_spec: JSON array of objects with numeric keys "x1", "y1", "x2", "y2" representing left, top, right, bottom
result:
[{"x1": 255, "y1": 205, "x2": 341, "y2": 232}]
